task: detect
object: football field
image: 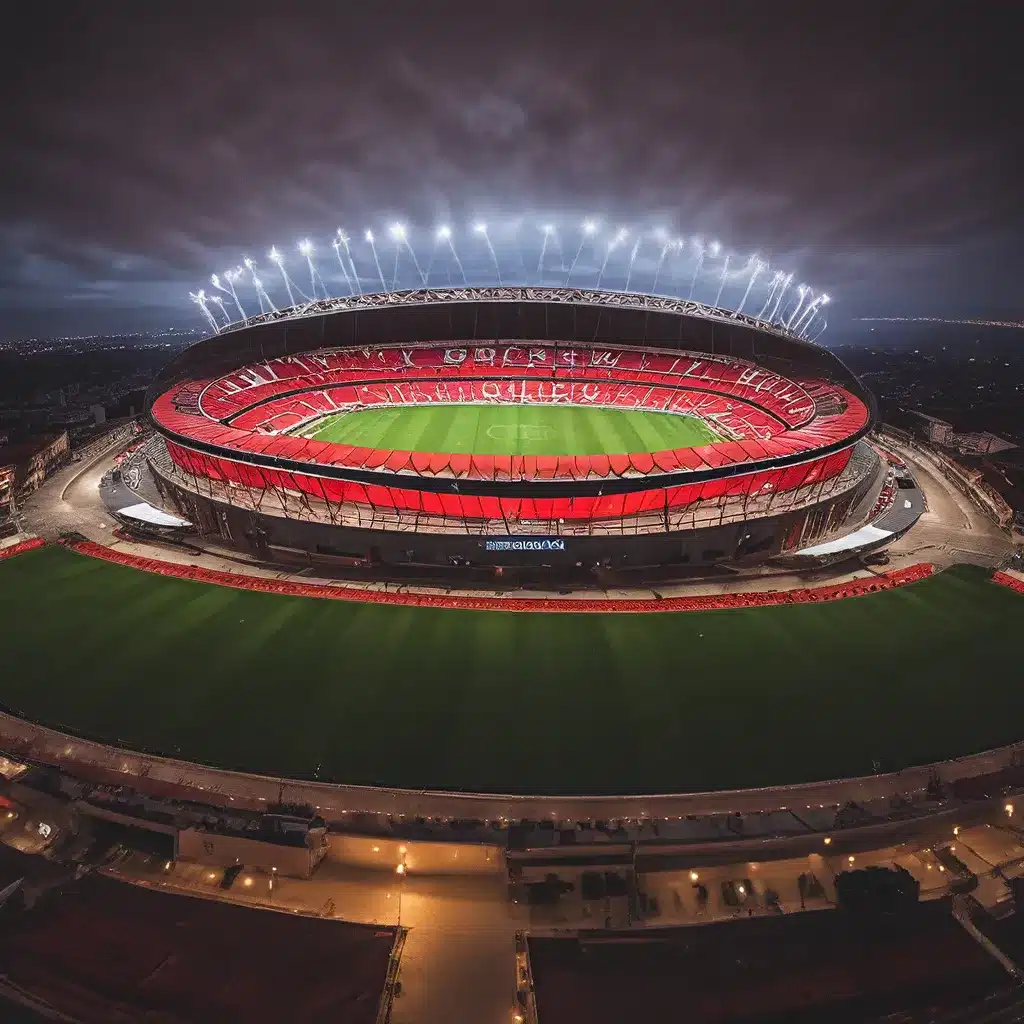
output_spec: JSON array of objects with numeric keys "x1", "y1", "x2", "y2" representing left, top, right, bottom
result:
[
  {"x1": 298, "y1": 404, "x2": 723, "y2": 455},
  {"x1": 0, "y1": 546, "x2": 1021, "y2": 795}
]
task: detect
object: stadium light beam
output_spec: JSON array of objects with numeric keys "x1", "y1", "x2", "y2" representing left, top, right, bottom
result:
[
  {"x1": 624, "y1": 236, "x2": 643, "y2": 292},
  {"x1": 597, "y1": 227, "x2": 628, "y2": 288},
  {"x1": 389, "y1": 221, "x2": 425, "y2": 287},
  {"x1": 784, "y1": 285, "x2": 810, "y2": 330},
  {"x1": 565, "y1": 219, "x2": 597, "y2": 285},
  {"x1": 299, "y1": 239, "x2": 328, "y2": 300},
  {"x1": 537, "y1": 223, "x2": 555, "y2": 275},
  {"x1": 713, "y1": 253, "x2": 731, "y2": 308},
  {"x1": 755, "y1": 271, "x2": 783, "y2": 320},
  {"x1": 331, "y1": 237, "x2": 356, "y2": 295},
  {"x1": 335, "y1": 229, "x2": 361, "y2": 295},
  {"x1": 243, "y1": 258, "x2": 276, "y2": 313},
  {"x1": 222, "y1": 268, "x2": 248, "y2": 319},
  {"x1": 189, "y1": 289, "x2": 220, "y2": 334},
  {"x1": 768, "y1": 272, "x2": 793, "y2": 324},
  {"x1": 208, "y1": 293, "x2": 232, "y2": 326},
  {"x1": 364, "y1": 230, "x2": 389, "y2": 292},
  {"x1": 687, "y1": 237, "x2": 707, "y2": 299},
  {"x1": 474, "y1": 222, "x2": 502, "y2": 284},
  {"x1": 795, "y1": 292, "x2": 828, "y2": 336},
  {"x1": 735, "y1": 258, "x2": 767, "y2": 315},
  {"x1": 268, "y1": 245, "x2": 302, "y2": 307},
  {"x1": 651, "y1": 237, "x2": 682, "y2": 295}
]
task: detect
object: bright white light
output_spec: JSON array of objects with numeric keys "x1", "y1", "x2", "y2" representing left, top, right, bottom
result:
[
  {"x1": 709, "y1": 240, "x2": 721, "y2": 256},
  {"x1": 298, "y1": 238, "x2": 313, "y2": 256},
  {"x1": 820, "y1": 293, "x2": 831, "y2": 304},
  {"x1": 337, "y1": 228, "x2": 350, "y2": 245},
  {"x1": 615, "y1": 227, "x2": 628, "y2": 243},
  {"x1": 582, "y1": 219, "x2": 597, "y2": 235},
  {"x1": 364, "y1": 229, "x2": 374, "y2": 242},
  {"x1": 196, "y1": 289, "x2": 206, "y2": 301},
  {"x1": 473, "y1": 221, "x2": 488, "y2": 234},
  {"x1": 389, "y1": 222, "x2": 406, "y2": 240},
  {"x1": 244, "y1": 257, "x2": 255, "y2": 270},
  {"x1": 542, "y1": 224, "x2": 554, "y2": 234},
  {"x1": 436, "y1": 225, "x2": 451, "y2": 240},
  {"x1": 268, "y1": 246, "x2": 282, "y2": 264},
  {"x1": 210, "y1": 274, "x2": 220, "y2": 288}
]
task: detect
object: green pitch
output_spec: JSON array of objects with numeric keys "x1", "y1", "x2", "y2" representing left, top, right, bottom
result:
[
  {"x1": 0, "y1": 547, "x2": 1021, "y2": 795},
  {"x1": 298, "y1": 404, "x2": 723, "y2": 454}
]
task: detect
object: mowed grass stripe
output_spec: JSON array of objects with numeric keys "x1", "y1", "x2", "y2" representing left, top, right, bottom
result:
[
  {"x1": 1, "y1": 547, "x2": 1022, "y2": 795},
  {"x1": 304, "y1": 405, "x2": 723, "y2": 456}
]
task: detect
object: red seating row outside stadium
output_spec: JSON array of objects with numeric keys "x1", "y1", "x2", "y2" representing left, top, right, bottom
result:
[
  {"x1": 993, "y1": 571, "x2": 1024, "y2": 596},
  {"x1": 0, "y1": 537, "x2": 45, "y2": 560},
  {"x1": 63, "y1": 538, "x2": 935, "y2": 613}
]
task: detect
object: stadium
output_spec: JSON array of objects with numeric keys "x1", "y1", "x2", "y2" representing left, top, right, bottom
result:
[
  {"x1": 0, "y1": 226, "x2": 1018, "y2": 802},
  {"x1": 144, "y1": 285, "x2": 883, "y2": 576}
]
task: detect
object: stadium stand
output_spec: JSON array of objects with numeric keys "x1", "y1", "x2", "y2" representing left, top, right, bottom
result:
[
  {"x1": 527, "y1": 901, "x2": 1010, "y2": 1024},
  {"x1": 152, "y1": 344, "x2": 869, "y2": 488},
  {"x1": 0, "y1": 872, "x2": 397, "y2": 1024}
]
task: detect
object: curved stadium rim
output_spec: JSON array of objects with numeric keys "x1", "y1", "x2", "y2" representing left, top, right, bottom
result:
[{"x1": 147, "y1": 287, "x2": 876, "y2": 499}]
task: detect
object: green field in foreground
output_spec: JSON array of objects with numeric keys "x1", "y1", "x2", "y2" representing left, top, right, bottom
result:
[
  {"x1": 0, "y1": 547, "x2": 1020, "y2": 795},
  {"x1": 299, "y1": 404, "x2": 723, "y2": 455}
]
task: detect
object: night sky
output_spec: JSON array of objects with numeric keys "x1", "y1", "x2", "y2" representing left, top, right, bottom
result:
[{"x1": 1, "y1": 2, "x2": 1020, "y2": 340}]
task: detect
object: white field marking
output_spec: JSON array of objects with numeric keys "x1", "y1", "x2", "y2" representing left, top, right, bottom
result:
[{"x1": 485, "y1": 423, "x2": 558, "y2": 442}]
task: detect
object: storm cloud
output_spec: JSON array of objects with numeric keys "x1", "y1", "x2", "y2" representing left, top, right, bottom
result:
[{"x1": 0, "y1": 1, "x2": 1019, "y2": 337}]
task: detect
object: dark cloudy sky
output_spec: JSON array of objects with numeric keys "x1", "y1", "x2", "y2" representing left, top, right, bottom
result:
[{"x1": 1, "y1": 1, "x2": 1020, "y2": 340}]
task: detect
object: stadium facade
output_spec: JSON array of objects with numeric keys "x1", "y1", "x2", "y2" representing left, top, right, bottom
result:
[{"x1": 145, "y1": 287, "x2": 882, "y2": 573}]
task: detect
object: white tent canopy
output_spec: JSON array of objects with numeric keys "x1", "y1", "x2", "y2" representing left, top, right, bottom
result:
[{"x1": 115, "y1": 502, "x2": 192, "y2": 529}]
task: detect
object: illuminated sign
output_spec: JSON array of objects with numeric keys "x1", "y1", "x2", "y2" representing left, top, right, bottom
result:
[{"x1": 484, "y1": 538, "x2": 566, "y2": 552}]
